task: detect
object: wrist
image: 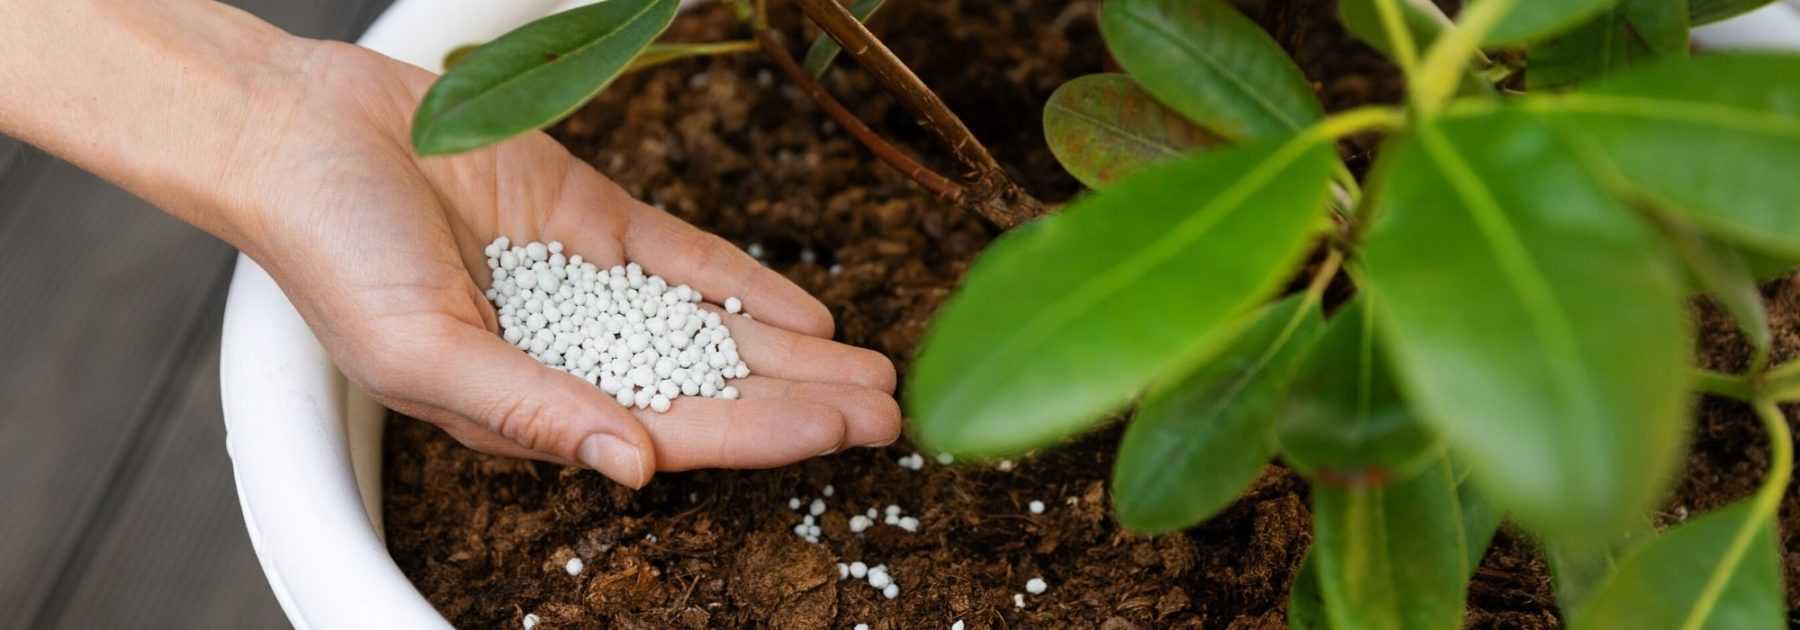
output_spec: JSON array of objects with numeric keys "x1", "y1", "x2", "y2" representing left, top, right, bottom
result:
[{"x1": 0, "y1": 0, "x2": 313, "y2": 250}]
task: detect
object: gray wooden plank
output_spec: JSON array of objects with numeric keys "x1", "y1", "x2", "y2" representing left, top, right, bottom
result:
[
  {"x1": 0, "y1": 1, "x2": 389, "y2": 626},
  {"x1": 0, "y1": 137, "x2": 21, "y2": 177},
  {"x1": 48, "y1": 343, "x2": 290, "y2": 630},
  {"x1": 0, "y1": 159, "x2": 237, "y2": 626}
]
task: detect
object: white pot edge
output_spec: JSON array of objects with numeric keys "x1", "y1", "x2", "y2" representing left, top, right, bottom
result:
[{"x1": 219, "y1": 3, "x2": 1797, "y2": 629}]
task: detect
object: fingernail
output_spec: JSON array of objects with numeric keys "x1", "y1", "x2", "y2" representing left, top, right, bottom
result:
[{"x1": 579, "y1": 434, "x2": 646, "y2": 488}]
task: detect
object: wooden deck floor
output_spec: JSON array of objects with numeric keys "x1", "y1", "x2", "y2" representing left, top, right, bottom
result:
[{"x1": 0, "y1": 1, "x2": 392, "y2": 627}]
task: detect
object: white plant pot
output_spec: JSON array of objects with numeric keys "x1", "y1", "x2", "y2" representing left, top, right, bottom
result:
[{"x1": 220, "y1": 2, "x2": 1798, "y2": 628}]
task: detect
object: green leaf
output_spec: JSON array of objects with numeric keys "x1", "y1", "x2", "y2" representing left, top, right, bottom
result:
[
  {"x1": 1528, "y1": 0, "x2": 1689, "y2": 90},
  {"x1": 1288, "y1": 557, "x2": 1331, "y2": 630},
  {"x1": 1570, "y1": 502, "x2": 1785, "y2": 630},
  {"x1": 1744, "y1": 251, "x2": 1797, "y2": 283},
  {"x1": 1276, "y1": 296, "x2": 1437, "y2": 480},
  {"x1": 1359, "y1": 111, "x2": 1691, "y2": 543},
  {"x1": 1307, "y1": 457, "x2": 1469, "y2": 630},
  {"x1": 1112, "y1": 295, "x2": 1324, "y2": 533},
  {"x1": 1456, "y1": 474, "x2": 1503, "y2": 574},
  {"x1": 1483, "y1": 0, "x2": 1621, "y2": 46},
  {"x1": 1043, "y1": 74, "x2": 1223, "y2": 190},
  {"x1": 1651, "y1": 215, "x2": 1773, "y2": 352},
  {"x1": 411, "y1": 0, "x2": 680, "y2": 155},
  {"x1": 1690, "y1": 0, "x2": 1777, "y2": 24},
  {"x1": 802, "y1": 0, "x2": 886, "y2": 78},
  {"x1": 1527, "y1": 54, "x2": 1800, "y2": 262},
  {"x1": 1100, "y1": 0, "x2": 1323, "y2": 140},
  {"x1": 1548, "y1": 524, "x2": 1653, "y2": 616},
  {"x1": 906, "y1": 136, "x2": 1336, "y2": 457}
]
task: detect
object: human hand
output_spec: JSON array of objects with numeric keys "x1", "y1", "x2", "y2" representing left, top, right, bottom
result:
[{"x1": 226, "y1": 41, "x2": 899, "y2": 487}]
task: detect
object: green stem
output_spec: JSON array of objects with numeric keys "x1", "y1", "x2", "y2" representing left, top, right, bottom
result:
[
  {"x1": 1415, "y1": 0, "x2": 1516, "y2": 115},
  {"x1": 623, "y1": 41, "x2": 761, "y2": 75},
  {"x1": 1371, "y1": 0, "x2": 1422, "y2": 82},
  {"x1": 1681, "y1": 399, "x2": 1791, "y2": 630},
  {"x1": 1694, "y1": 369, "x2": 1757, "y2": 402}
]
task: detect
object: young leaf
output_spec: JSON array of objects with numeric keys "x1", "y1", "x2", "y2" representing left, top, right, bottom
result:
[
  {"x1": 1276, "y1": 296, "x2": 1437, "y2": 480},
  {"x1": 1690, "y1": 0, "x2": 1777, "y2": 24},
  {"x1": 1043, "y1": 74, "x2": 1223, "y2": 190},
  {"x1": 802, "y1": 0, "x2": 886, "y2": 78},
  {"x1": 1528, "y1": 0, "x2": 1689, "y2": 90},
  {"x1": 1112, "y1": 295, "x2": 1324, "y2": 533},
  {"x1": 412, "y1": 0, "x2": 680, "y2": 155},
  {"x1": 906, "y1": 137, "x2": 1336, "y2": 458},
  {"x1": 1359, "y1": 112, "x2": 1691, "y2": 544},
  {"x1": 1482, "y1": 0, "x2": 1620, "y2": 46},
  {"x1": 1339, "y1": 0, "x2": 1496, "y2": 95},
  {"x1": 1339, "y1": 0, "x2": 1452, "y2": 57},
  {"x1": 1570, "y1": 502, "x2": 1785, "y2": 630},
  {"x1": 1307, "y1": 458, "x2": 1469, "y2": 630},
  {"x1": 1100, "y1": 0, "x2": 1323, "y2": 140},
  {"x1": 1528, "y1": 54, "x2": 1800, "y2": 261}
]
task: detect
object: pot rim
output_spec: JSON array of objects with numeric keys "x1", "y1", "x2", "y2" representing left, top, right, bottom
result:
[{"x1": 220, "y1": 2, "x2": 1798, "y2": 628}]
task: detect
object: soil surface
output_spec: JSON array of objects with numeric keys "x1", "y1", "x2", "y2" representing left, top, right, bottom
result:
[{"x1": 382, "y1": 2, "x2": 1800, "y2": 628}]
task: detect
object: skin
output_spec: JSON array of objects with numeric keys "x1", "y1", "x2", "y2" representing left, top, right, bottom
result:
[{"x1": 0, "y1": 0, "x2": 901, "y2": 488}]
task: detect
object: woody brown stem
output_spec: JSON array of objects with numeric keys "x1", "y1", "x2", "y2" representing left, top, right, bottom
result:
[
  {"x1": 789, "y1": 0, "x2": 1044, "y2": 228},
  {"x1": 755, "y1": 29, "x2": 964, "y2": 202}
]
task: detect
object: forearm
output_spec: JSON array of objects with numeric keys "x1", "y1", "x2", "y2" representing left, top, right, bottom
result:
[{"x1": 0, "y1": 0, "x2": 308, "y2": 246}]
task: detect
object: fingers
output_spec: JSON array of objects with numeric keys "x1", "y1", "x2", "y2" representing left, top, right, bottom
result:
[
  {"x1": 728, "y1": 376, "x2": 902, "y2": 448},
  {"x1": 635, "y1": 397, "x2": 848, "y2": 470},
  {"x1": 379, "y1": 321, "x2": 657, "y2": 487},
  {"x1": 705, "y1": 304, "x2": 897, "y2": 393}
]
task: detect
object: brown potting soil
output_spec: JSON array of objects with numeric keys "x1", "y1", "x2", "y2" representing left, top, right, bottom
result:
[{"x1": 381, "y1": 2, "x2": 1800, "y2": 628}]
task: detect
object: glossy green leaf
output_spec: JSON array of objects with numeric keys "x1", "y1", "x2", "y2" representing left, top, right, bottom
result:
[
  {"x1": 1482, "y1": 0, "x2": 1620, "y2": 46},
  {"x1": 1276, "y1": 296, "x2": 1437, "y2": 480},
  {"x1": 1528, "y1": 0, "x2": 1689, "y2": 90},
  {"x1": 1307, "y1": 457, "x2": 1469, "y2": 630},
  {"x1": 1571, "y1": 502, "x2": 1784, "y2": 630},
  {"x1": 1112, "y1": 295, "x2": 1324, "y2": 533},
  {"x1": 412, "y1": 0, "x2": 680, "y2": 155},
  {"x1": 1359, "y1": 112, "x2": 1691, "y2": 543},
  {"x1": 1043, "y1": 74, "x2": 1223, "y2": 190},
  {"x1": 1690, "y1": 0, "x2": 1776, "y2": 24},
  {"x1": 1100, "y1": 0, "x2": 1323, "y2": 139},
  {"x1": 802, "y1": 0, "x2": 886, "y2": 77},
  {"x1": 1529, "y1": 54, "x2": 1800, "y2": 261},
  {"x1": 907, "y1": 137, "x2": 1336, "y2": 457},
  {"x1": 443, "y1": 43, "x2": 481, "y2": 70}
]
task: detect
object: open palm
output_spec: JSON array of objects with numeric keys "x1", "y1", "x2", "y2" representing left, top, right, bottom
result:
[{"x1": 237, "y1": 42, "x2": 898, "y2": 487}]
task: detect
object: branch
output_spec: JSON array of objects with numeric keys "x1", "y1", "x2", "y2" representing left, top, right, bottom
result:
[
  {"x1": 756, "y1": 29, "x2": 963, "y2": 202},
  {"x1": 790, "y1": 0, "x2": 1044, "y2": 228}
]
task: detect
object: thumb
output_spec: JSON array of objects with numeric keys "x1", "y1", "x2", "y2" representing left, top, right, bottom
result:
[{"x1": 396, "y1": 322, "x2": 657, "y2": 487}]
